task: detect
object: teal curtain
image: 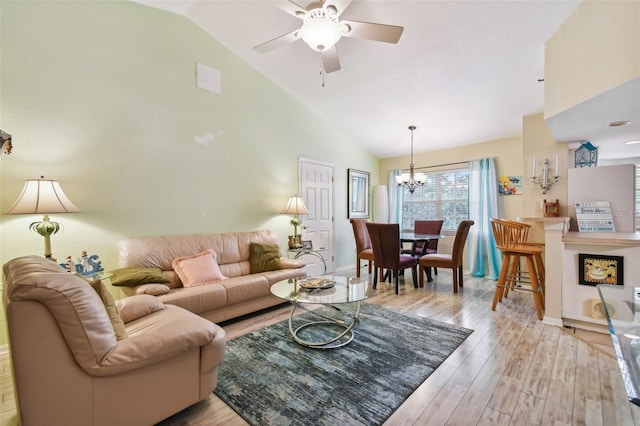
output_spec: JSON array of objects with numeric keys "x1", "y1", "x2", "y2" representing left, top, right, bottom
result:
[{"x1": 467, "y1": 158, "x2": 502, "y2": 279}]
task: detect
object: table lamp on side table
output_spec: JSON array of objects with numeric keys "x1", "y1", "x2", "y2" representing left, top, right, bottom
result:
[
  {"x1": 6, "y1": 176, "x2": 81, "y2": 260},
  {"x1": 281, "y1": 194, "x2": 309, "y2": 249}
]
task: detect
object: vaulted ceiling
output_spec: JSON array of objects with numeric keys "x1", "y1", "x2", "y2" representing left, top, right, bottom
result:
[{"x1": 132, "y1": 1, "x2": 637, "y2": 160}]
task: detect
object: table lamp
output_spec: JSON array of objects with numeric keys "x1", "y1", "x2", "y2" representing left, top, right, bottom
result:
[
  {"x1": 6, "y1": 176, "x2": 81, "y2": 259},
  {"x1": 281, "y1": 194, "x2": 309, "y2": 248}
]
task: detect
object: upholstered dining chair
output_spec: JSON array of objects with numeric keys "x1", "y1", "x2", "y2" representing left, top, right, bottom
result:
[
  {"x1": 418, "y1": 220, "x2": 474, "y2": 293},
  {"x1": 350, "y1": 218, "x2": 374, "y2": 278},
  {"x1": 366, "y1": 222, "x2": 418, "y2": 294},
  {"x1": 402, "y1": 219, "x2": 444, "y2": 276}
]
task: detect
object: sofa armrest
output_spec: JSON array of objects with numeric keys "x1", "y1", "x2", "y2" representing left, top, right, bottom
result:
[
  {"x1": 280, "y1": 258, "x2": 306, "y2": 269},
  {"x1": 87, "y1": 305, "x2": 220, "y2": 376}
]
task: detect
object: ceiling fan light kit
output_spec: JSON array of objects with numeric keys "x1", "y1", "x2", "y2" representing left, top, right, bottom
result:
[
  {"x1": 254, "y1": 0, "x2": 403, "y2": 75},
  {"x1": 299, "y1": 6, "x2": 342, "y2": 52}
]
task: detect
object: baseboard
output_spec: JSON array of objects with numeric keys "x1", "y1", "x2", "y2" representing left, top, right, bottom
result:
[
  {"x1": 334, "y1": 264, "x2": 358, "y2": 274},
  {"x1": 562, "y1": 318, "x2": 609, "y2": 334},
  {"x1": 542, "y1": 316, "x2": 564, "y2": 328}
]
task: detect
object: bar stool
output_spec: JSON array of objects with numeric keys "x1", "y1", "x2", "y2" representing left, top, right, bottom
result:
[
  {"x1": 498, "y1": 219, "x2": 545, "y2": 299},
  {"x1": 490, "y1": 218, "x2": 545, "y2": 320}
]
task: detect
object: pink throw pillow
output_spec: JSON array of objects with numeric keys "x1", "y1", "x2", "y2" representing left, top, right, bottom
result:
[{"x1": 172, "y1": 249, "x2": 227, "y2": 287}]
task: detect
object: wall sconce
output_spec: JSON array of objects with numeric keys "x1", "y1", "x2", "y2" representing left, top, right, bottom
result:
[{"x1": 530, "y1": 156, "x2": 559, "y2": 194}]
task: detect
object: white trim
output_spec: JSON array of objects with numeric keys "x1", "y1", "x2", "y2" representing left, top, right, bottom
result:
[
  {"x1": 562, "y1": 318, "x2": 609, "y2": 334},
  {"x1": 542, "y1": 317, "x2": 565, "y2": 328},
  {"x1": 335, "y1": 264, "x2": 357, "y2": 274}
]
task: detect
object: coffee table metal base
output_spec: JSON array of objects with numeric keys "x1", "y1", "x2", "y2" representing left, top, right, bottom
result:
[{"x1": 288, "y1": 301, "x2": 361, "y2": 349}]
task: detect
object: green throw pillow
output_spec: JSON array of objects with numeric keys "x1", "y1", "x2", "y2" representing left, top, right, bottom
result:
[
  {"x1": 249, "y1": 243, "x2": 283, "y2": 274},
  {"x1": 110, "y1": 267, "x2": 170, "y2": 287},
  {"x1": 89, "y1": 279, "x2": 128, "y2": 340}
]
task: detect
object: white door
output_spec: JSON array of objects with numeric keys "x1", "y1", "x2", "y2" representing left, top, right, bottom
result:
[{"x1": 299, "y1": 158, "x2": 334, "y2": 276}]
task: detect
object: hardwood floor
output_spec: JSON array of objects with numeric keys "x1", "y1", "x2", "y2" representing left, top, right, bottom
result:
[{"x1": 2, "y1": 267, "x2": 640, "y2": 425}]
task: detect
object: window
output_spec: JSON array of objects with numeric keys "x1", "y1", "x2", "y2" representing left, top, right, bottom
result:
[{"x1": 399, "y1": 167, "x2": 469, "y2": 232}]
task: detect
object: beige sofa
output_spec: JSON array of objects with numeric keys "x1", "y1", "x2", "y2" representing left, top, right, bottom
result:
[
  {"x1": 3, "y1": 255, "x2": 226, "y2": 426},
  {"x1": 117, "y1": 230, "x2": 306, "y2": 323}
]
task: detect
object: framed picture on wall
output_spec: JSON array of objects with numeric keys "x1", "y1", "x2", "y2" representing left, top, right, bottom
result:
[
  {"x1": 578, "y1": 253, "x2": 623, "y2": 286},
  {"x1": 348, "y1": 169, "x2": 370, "y2": 219}
]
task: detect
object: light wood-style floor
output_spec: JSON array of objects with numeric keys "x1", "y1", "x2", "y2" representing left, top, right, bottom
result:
[{"x1": 3, "y1": 268, "x2": 640, "y2": 426}]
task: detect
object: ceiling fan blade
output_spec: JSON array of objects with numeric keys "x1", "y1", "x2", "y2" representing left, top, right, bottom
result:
[
  {"x1": 253, "y1": 30, "x2": 300, "y2": 53},
  {"x1": 321, "y1": 46, "x2": 341, "y2": 73},
  {"x1": 340, "y1": 20, "x2": 404, "y2": 44},
  {"x1": 326, "y1": 0, "x2": 353, "y2": 17},
  {"x1": 274, "y1": 0, "x2": 309, "y2": 19}
]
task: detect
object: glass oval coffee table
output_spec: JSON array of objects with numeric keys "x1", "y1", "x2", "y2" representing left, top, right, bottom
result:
[{"x1": 270, "y1": 276, "x2": 372, "y2": 349}]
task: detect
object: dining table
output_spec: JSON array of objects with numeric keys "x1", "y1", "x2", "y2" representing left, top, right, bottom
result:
[
  {"x1": 400, "y1": 232, "x2": 444, "y2": 257},
  {"x1": 378, "y1": 232, "x2": 444, "y2": 282}
]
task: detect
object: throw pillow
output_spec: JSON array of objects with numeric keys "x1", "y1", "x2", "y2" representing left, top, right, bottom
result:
[
  {"x1": 110, "y1": 267, "x2": 170, "y2": 287},
  {"x1": 249, "y1": 242, "x2": 283, "y2": 274},
  {"x1": 116, "y1": 295, "x2": 164, "y2": 323},
  {"x1": 134, "y1": 283, "x2": 171, "y2": 296},
  {"x1": 172, "y1": 249, "x2": 227, "y2": 287},
  {"x1": 89, "y1": 279, "x2": 128, "y2": 340}
]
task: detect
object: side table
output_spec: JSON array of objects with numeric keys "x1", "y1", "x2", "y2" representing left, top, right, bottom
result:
[
  {"x1": 597, "y1": 284, "x2": 640, "y2": 406},
  {"x1": 287, "y1": 248, "x2": 327, "y2": 274},
  {"x1": 74, "y1": 271, "x2": 113, "y2": 282}
]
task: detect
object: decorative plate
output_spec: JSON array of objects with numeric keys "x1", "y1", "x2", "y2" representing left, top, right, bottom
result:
[{"x1": 299, "y1": 278, "x2": 335, "y2": 290}]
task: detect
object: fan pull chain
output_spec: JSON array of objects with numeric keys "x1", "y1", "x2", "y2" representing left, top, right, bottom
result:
[{"x1": 320, "y1": 56, "x2": 325, "y2": 87}]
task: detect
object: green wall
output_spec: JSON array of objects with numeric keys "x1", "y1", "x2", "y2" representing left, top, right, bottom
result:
[{"x1": 0, "y1": 0, "x2": 378, "y2": 276}]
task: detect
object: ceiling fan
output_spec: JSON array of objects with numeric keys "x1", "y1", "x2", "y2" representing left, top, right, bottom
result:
[{"x1": 253, "y1": 0, "x2": 404, "y2": 74}]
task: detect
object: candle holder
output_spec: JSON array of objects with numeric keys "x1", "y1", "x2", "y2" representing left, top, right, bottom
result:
[{"x1": 530, "y1": 156, "x2": 559, "y2": 194}]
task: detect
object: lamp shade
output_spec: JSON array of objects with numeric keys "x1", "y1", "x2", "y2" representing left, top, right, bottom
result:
[
  {"x1": 281, "y1": 195, "x2": 310, "y2": 215},
  {"x1": 6, "y1": 177, "x2": 81, "y2": 214}
]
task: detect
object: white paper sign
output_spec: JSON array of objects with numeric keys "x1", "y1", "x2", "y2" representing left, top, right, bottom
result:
[{"x1": 575, "y1": 201, "x2": 616, "y2": 232}]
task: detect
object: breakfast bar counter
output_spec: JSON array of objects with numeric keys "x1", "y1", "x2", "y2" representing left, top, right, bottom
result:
[
  {"x1": 561, "y1": 231, "x2": 640, "y2": 331},
  {"x1": 562, "y1": 231, "x2": 640, "y2": 246}
]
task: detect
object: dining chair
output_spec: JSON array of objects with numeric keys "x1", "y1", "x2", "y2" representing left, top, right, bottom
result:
[
  {"x1": 366, "y1": 222, "x2": 418, "y2": 294},
  {"x1": 349, "y1": 218, "x2": 374, "y2": 278},
  {"x1": 418, "y1": 220, "x2": 474, "y2": 293},
  {"x1": 402, "y1": 219, "x2": 444, "y2": 276},
  {"x1": 490, "y1": 218, "x2": 545, "y2": 320}
]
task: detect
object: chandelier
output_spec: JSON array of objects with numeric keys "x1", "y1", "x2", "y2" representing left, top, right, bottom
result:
[{"x1": 395, "y1": 125, "x2": 426, "y2": 193}]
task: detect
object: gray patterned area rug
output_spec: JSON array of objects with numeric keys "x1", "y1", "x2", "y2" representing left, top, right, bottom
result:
[{"x1": 214, "y1": 303, "x2": 473, "y2": 426}]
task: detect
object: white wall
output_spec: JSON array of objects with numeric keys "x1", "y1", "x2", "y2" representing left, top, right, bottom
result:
[
  {"x1": 544, "y1": 0, "x2": 640, "y2": 118},
  {"x1": 0, "y1": 1, "x2": 378, "y2": 271}
]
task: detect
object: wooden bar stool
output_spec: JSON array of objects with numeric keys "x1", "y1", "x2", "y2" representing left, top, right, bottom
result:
[
  {"x1": 490, "y1": 218, "x2": 545, "y2": 320},
  {"x1": 497, "y1": 219, "x2": 545, "y2": 300}
]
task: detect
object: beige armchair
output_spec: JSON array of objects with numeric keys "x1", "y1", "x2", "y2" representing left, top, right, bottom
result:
[{"x1": 3, "y1": 255, "x2": 226, "y2": 426}]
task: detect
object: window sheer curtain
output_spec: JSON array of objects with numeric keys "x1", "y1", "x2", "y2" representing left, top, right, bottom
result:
[
  {"x1": 467, "y1": 158, "x2": 502, "y2": 279},
  {"x1": 388, "y1": 170, "x2": 401, "y2": 224}
]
